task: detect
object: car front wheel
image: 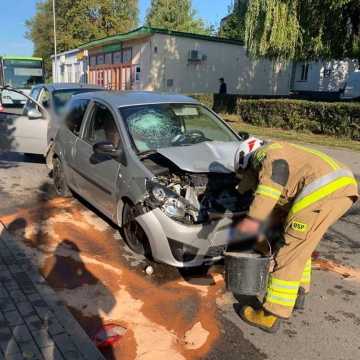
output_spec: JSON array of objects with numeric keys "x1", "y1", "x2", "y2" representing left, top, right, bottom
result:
[
  {"x1": 122, "y1": 203, "x2": 151, "y2": 257},
  {"x1": 53, "y1": 157, "x2": 72, "y2": 197}
]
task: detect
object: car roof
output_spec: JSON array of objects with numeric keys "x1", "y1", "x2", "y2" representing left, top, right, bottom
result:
[
  {"x1": 32, "y1": 83, "x2": 104, "y2": 92},
  {"x1": 71, "y1": 91, "x2": 199, "y2": 107}
]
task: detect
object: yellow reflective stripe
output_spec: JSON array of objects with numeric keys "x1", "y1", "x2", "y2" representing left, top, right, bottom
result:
[
  {"x1": 256, "y1": 185, "x2": 282, "y2": 201},
  {"x1": 266, "y1": 293, "x2": 297, "y2": 307},
  {"x1": 266, "y1": 276, "x2": 299, "y2": 307},
  {"x1": 267, "y1": 278, "x2": 299, "y2": 294},
  {"x1": 300, "y1": 277, "x2": 311, "y2": 285},
  {"x1": 290, "y1": 176, "x2": 357, "y2": 215},
  {"x1": 267, "y1": 290, "x2": 298, "y2": 300},
  {"x1": 301, "y1": 275, "x2": 311, "y2": 281},
  {"x1": 301, "y1": 259, "x2": 312, "y2": 284},
  {"x1": 268, "y1": 286, "x2": 298, "y2": 295},
  {"x1": 303, "y1": 263, "x2": 312, "y2": 272},
  {"x1": 268, "y1": 277, "x2": 299, "y2": 289},
  {"x1": 290, "y1": 144, "x2": 340, "y2": 170}
]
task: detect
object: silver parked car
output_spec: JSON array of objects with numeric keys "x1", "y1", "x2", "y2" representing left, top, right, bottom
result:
[{"x1": 53, "y1": 91, "x2": 248, "y2": 267}]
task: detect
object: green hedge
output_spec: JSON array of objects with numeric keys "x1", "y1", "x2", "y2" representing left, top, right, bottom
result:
[
  {"x1": 187, "y1": 94, "x2": 360, "y2": 140},
  {"x1": 236, "y1": 99, "x2": 360, "y2": 140},
  {"x1": 188, "y1": 93, "x2": 213, "y2": 109}
]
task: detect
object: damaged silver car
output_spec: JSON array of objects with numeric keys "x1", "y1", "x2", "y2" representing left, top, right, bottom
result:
[{"x1": 53, "y1": 91, "x2": 249, "y2": 267}]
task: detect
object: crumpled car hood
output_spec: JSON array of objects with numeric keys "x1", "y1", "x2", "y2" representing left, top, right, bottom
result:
[{"x1": 157, "y1": 141, "x2": 241, "y2": 173}]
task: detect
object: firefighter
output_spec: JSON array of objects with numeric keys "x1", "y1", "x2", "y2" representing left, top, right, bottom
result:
[{"x1": 233, "y1": 137, "x2": 358, "y2": 333}]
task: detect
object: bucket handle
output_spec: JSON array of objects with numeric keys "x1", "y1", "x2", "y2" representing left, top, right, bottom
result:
[{"x1": 258, "y1": 233, "x2": 273, "y2": 259}]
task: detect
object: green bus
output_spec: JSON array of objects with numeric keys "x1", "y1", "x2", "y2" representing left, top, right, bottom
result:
[{"x1": 0, "y1": 56, "x2": 45, "y2": 106}]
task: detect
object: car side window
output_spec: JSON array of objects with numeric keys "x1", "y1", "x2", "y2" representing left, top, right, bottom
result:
[
  {"x1": 85, "y1": 103, "x2": 121, "y2": 148},
  {"x1": 39, "y1": 88, "x2": 50, "y2": 109},
  {"x1": 29, "y1": 87, "x2": 42, "y2": 103},
  {"x1": 24, "y1": 87, "x2": 42, "y2": 114},
  {"x1": 65, "y1": 99, "x2": 90, "y2": 135}
]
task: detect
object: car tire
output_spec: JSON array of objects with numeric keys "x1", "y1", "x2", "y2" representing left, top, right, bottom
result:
[
  {"x1": 53, "y1": 157, "x2": 72, "y2": 198},
  {"x1": 122, "y1": 203, "x2": 151, "y2": 257}
]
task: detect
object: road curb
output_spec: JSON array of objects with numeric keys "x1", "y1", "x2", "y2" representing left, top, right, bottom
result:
[{"x1": 0, "y1": 221, "x2": 105, "y2": 360}]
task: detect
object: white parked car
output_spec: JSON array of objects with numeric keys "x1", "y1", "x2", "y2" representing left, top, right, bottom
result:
[{"x1": 0, "y1": 83, "x2": 103, "y2": 166}]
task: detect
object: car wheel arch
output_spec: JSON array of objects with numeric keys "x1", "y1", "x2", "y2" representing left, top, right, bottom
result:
[
  {"x1": 116, "y1": 196, "x2": 133, "y2": 226},
  {"x1": 120, "y1": 200, "x2": 154, "y2": 259}
]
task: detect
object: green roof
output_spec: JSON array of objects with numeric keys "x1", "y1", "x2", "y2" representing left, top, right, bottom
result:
[
  {"x1": 2, "y1": 56, "x2": 43, "y2": 61},
  {"x1": 79, "y1": 26, "x2": 244, "y2": 50}
]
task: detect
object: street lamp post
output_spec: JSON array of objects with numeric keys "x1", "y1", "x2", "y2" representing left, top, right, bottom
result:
[{"x1": 52, "y1": 0, "x2": 58, "y2": 82}]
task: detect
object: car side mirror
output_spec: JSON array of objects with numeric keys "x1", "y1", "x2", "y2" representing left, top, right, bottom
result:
[
  {"x1": 238, "y1": 131, "x2": 250, "y2": 140},
  {"x1": 93, "y1": 141, "x2": 121, "y2": 157},
  {"x1": 28, "y1": 108, "x2": 43, "y2": 120}
]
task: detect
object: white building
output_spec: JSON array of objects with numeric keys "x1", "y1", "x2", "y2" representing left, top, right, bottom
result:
[
  {"x1": 51, "y1": 48, "x2": 88, "y2": 83},
  {"x1": 52, "y1": 27, "x2": 359, "y2": 99},
  {"x1": 292, "y1": 59, "x2": 359, "y2": 94},
  {"x1": 53, "y1": 27, "x2": 292, "y2": 96}
]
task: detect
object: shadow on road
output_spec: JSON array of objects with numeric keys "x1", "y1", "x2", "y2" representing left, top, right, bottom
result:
[
  {"x1": 46, "y1": 239, "x2": 116, "y2": 359},
  {"x1": 0, "y1": 151, "x2": 45, "y2": 166}
]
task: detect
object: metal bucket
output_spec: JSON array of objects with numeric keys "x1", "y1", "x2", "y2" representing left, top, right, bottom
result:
[{"x1": 224, "y1": 251, "x2": 271, "y2": 296}]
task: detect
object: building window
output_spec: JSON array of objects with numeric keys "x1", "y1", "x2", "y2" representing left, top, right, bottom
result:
[
  {"x1": 300, "y1": 64, "x2": 309, "y2": 81},
  {"x1": 154, "y1": 46, "x2": 158, "y2": 54},
  {"x1": 167, "y1": 79, "x2": 174, "y2": 87},
  {"x1": 97, "y1": 54, "x2": 105, "y2": 65},
  {"x1": 135, "y1": 66, "x2": 141, "y2": 81},
  {"x1": 123, "y1": 48, "x2": 132, "y2": 64},
  {"x1": 66, "y1": 64, "x2": 73, "y2": 82},
  {"x1": 60, "y1": 64, "x2": 65, "y2": 82},
  {"x1": 90, "y1": 56, "x2": 97, "y2": 66},
  {"x1": 74, "y1": 63, "x2": 81, "y2": 83},
  {"x1": 113, "y1": 51, "x2": 122, "y2": 64},
  {"x1": 90, "y1": 48, "x2": 132, "y2": 67},
  {"x1": 105, "y1": 53, "x2": 112, "y2": 65}
]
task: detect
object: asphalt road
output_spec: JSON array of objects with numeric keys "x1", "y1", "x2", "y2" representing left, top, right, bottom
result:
[{"x1": 0, "y1": 148, "x2": 359, "y2": 360}]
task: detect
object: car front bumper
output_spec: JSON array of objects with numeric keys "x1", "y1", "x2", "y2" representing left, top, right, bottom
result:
[{"x1": 136, "y1": 208, "x2": 233, "y2": 267}]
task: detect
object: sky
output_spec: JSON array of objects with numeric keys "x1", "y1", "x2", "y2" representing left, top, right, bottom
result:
[{"x1": 0, "y1": 0, "x2": 233, "y2": 57}]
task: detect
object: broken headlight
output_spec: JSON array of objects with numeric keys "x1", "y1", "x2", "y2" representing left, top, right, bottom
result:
[{"x1": 146, "y1": 180, "x2": 190, "y2": 220}]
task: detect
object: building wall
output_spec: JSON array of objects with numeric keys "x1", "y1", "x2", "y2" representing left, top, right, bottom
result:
[
  {"x1": 86, "y1": 37, "x2": 152, "y2": 90},
  {"x1": 292, "y1": 59, "x2": 359, "y2": 93},
  {"x1": 123, "y1": 38, "x2": 152, "y2": 90},
  {"x1": 147, "y1": 33, "x2": 292, "y2": 95},
  {"x1": 52, "y1": 50, "x2": 87, "y2": 83}
]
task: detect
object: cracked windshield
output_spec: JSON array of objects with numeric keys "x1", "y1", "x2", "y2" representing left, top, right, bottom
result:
[{"x1": 120, "y1": 104, "x2": 238, "y2": 152}]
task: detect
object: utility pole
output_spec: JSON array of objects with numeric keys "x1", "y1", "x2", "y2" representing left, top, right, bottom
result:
[{"x1": 52, "y1": 0, "x2": 58, "y2": 82}]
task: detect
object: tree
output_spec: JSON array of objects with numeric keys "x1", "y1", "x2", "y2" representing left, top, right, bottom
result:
[
  {"x1": 146, "y1": 0, "x2": 211, "y2": 35},
  {"x1": 219, "y1": 1, "x2": 248, "y2": 42},
  {"x1": 26, "y1": 0, "x2": 139, "y2": 76},
  {"x1": 244, "y1": 0, "x2": 360, "y2": 60}
]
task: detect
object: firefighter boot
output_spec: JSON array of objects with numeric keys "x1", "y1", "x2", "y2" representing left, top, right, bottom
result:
[
  {"x1": 294, "y1": 287, "x2": 307, "y2": 311},
  {"x1": 240, "y1": 306, "x2": 281, "y2": 333}
]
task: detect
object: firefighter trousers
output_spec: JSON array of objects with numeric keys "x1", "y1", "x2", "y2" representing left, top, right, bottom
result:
[{"x1": 263, "y1": 196, "x2": 354, "y2": 318}]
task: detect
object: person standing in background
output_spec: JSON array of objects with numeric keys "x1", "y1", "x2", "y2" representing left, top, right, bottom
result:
[{"x1": 219, "y1": 78, "x2": 227, "y2": 94}]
